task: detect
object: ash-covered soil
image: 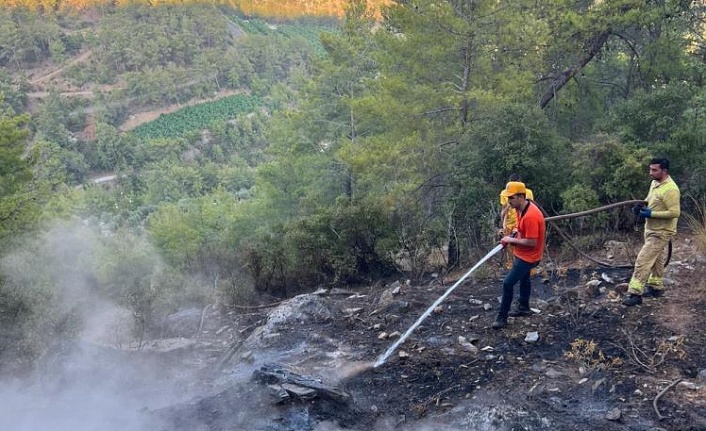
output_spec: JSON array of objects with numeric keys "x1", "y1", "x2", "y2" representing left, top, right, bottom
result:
[{"x1": 153, "y1": 233, "x2": 706, "y2": 431}]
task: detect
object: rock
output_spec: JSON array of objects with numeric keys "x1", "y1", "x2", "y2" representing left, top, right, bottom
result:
[
  {"x1": 584, "y1": 281, "x2": 601, "y2": 298},
  {"x1": 389, "y1": 331, "x2": 402, "y2": 339},
  {"x1": 586, "y1": 279, "x2": 602, "y2": 288},
  {"x1": 464, "y1": 334, "x2": 480, "y2": 344},
  {"x1": 376, "y1": 288, "x2": 395, "y2": 309},
  {"x1": 545, "y1": 368, "x2": 565, "y2": 379},
  {"x1": 329, "y1": 287, "x2": 356, "y2": 295},
  {"x1": 267, "y1": 384, "x2": 290, "y2": 403},
  {"x1": 458, "y1": 336, "x2": 479, "y2": 353},
  {"x1": 281, "y1": 383, "x2": 317, "y2": 400},
  {"x1": 560, "y1": 288, "x2": 580, "y2": 303},
  {"x1": 483, "y1": 303, "x2": 493, "y2": 311},
  {"x1": 343, "y1": 307, "x2": 364, "y2": 315},
  {"x1": 245, "y1": 294, "x2": 338, "y2": 350},
  {"x1": 542, "y1": 298, "x2": 564, "y2": 313},
  {"x1": 678, "y1": 381, "x2": 700, "y2": 391},
  {"x1": 160, "y1": 307, "x2": 203, "y2": 338},
  {"x1": 535, "y1": 299, "x2": 549, "y2": 310},
  {"x1": 378, "y1": 332, "x2": 388, "y2": 340},
  {"x1": 601, "y1": 272, "x2": 615, "y2": 284},
  {"x1": 241, "y1": 350, "x2": 254, "y2": 363},
  {"x1": 398, "y1": 351, "x2": 409, "y2": 358},
  {"x1": 615, "y1": 283, "x2": 629, "y2": 295},
  {"x1": 592, "y1": 378, "x2": 606, "y2": 393},
  {"x1": 530, "y1": 363, "x2": 547, "y2": 373},
  {"x1": 605, "y1": 408, "x2": 622, "y2": 421},
  {"x1": 469, "y1": 298, "x2": 483, "y2": 305},
  {"x1": 698, "y1": 369, "x2": 706, "y2": 381},
  {"x1": 524, "y1": 332, "x2": 539, "y2": 343},
  {"x1": 379, "y1": 300, "x2": 409, "y2": 314},
  {"x1": 604, "y1": 240, "x2": 630, "y2": 262}
]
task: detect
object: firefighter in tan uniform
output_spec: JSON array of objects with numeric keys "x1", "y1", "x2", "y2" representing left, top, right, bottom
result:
[{"x1": 622, "y1": 158, "x2": 680, "y2": 306}]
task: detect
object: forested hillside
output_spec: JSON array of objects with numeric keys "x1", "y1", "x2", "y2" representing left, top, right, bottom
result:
[
  {"x1": 3, "y1": 0, "x2": 391, "y2": 17},
  {"x1": 1, "y1": 0, "x2": 705, "y2": 376}
]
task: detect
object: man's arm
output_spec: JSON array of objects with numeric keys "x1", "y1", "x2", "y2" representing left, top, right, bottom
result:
[
  {"x1": 503, "y1": 236, "x2": 537, "y2": 248},
  {"x1": 500, "y1": 204, "x2": 509, "y2": 231}
]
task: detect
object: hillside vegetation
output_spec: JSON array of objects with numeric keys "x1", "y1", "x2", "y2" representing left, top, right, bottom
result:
[
  {"x1": 2, "y1": 0, "x2": 391, "y2": 17},
  {"x1": 0, "y1": 0, "x2": 705, "y2": 377}
]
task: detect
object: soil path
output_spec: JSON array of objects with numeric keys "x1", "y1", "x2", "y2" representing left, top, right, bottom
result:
[
  {"x1": 29, "y1": 49, "x2": 93, "y2": 85},
  {"x1": 27, "y1": 90, "x2": 96, "y2": 99},
  {"x1": 24, "y1": 49, "x2": 242, "y2": 133}
]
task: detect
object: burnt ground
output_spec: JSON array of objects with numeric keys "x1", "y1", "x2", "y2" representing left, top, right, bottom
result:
[{"x1": 154, "y1": 233, "x2": 706, "y2": 431}]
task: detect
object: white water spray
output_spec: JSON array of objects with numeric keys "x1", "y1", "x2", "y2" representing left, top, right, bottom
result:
[{"x1": 373, "y1": 244, "x2": 505, "y2": 368}]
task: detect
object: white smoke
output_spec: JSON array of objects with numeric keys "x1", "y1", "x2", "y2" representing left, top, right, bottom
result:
[{"x1": 0, "y1": 222, "x2": 183, "y2": 431}]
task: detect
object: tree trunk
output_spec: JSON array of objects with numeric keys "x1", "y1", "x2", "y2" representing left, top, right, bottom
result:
[
  {"x1": 538, "y1": 30, "x2": 611, "y2": 109},
  {"x1": 446, "y1": 202, "x2": 459, "y2": 269}
]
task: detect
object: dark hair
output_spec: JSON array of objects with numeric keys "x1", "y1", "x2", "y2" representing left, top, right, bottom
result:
[
  {"x1": 649, "y1": 158, "x2": 670, "y2": 170},
  {"x1": 508, "y1": 173, "x2": 520, "y2": 182}
]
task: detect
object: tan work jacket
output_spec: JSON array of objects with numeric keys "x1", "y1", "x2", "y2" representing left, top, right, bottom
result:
[{"x1": 645, "y1": 176, "x2": 680, "y2": 235}]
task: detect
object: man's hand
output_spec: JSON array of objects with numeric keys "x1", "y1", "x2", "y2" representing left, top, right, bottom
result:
[
  {"x1": 500, "y1": 236, "x2": 512, "y2": 247},
  {"x1": 639, "y1": 208, "x2": 652, "y2": 218}
]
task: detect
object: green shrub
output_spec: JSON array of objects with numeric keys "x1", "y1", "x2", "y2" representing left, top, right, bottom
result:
[{"x1": 244, "y1": 198, "x2": 396, "y2": 297}]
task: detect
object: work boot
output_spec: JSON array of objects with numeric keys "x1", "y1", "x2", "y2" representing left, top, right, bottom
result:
[
  {"x1": 508, "y1": 307, "x2": 532, "y2": 317},
  {"x1": 622, "y1": 294, "x2": 643, "y2": 306},
  {"x1": 492, "y1": 315, "x2": 507, "y2": 329},
  {"x1": 644, "y1": 285, "x2": 664, "y2": 298}
]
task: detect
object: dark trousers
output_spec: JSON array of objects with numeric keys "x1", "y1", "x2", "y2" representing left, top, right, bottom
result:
[{"x1": 499, "y1": 257, "x2": 539, "y2": 318}]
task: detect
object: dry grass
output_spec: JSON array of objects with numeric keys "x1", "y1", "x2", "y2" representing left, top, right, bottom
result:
[{"x1": 684, "y1": 198, "x2": 706, "y2": 253}]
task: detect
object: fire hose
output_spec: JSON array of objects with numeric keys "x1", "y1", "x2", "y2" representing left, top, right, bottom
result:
[
  {"x1": 539, "y1": 199, "x2": 671, "y2": 268},
  {"x1": 374, "y1": 199, "x2": 666, "y2": 367}
]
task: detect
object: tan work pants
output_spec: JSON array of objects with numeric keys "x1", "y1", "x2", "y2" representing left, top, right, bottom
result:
[{"x1": 627, "y1": 231, "x2": 672, "y2": 295}]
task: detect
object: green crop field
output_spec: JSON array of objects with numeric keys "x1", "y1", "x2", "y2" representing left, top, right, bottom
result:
[
  {"x1": 224, "y1": 12, "x2": 339, "y2": 56},
  {"x1": 132, "y1": 95, "x2": 262, "y2": 140}
]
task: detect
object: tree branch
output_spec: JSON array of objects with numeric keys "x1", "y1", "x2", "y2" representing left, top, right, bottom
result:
[
  {"x1": 0, "y1": 194, "x2": 36, "y2": 222},
  {"x1": 538, "y1": 30, "x2": 612, "y2": 109}
]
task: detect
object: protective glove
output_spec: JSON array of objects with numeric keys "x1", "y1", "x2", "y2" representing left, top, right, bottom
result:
[{"x1": 639, "y1": 208, "x2": 652, "y2": 218}]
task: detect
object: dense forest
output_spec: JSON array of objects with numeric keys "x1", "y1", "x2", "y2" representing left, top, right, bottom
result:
[{"x1": 1, "y1": 0, "x2": 705, "y2": 375}]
